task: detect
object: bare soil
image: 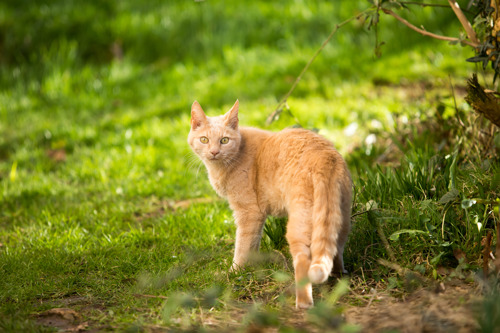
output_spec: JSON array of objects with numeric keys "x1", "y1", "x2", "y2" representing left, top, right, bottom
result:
[
  {"x1": 344, "y1": 280, "x2": 482, "y2": 333},
  {"x1": 33, "y1": 279, "x2": 485, "y2": 332}
]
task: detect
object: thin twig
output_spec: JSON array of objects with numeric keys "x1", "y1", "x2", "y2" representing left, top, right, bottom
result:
[
  {"x1": 483, "y1": 231, "x2": 492, "y2": 278},
  {"x1": 378, "y1": 258, "x2": 428, "y2": 282},
  {"x1": 266, "y1": 9, "x2": 370, "y2": 125},
  {"x1": 400, "y1": 1, "x2": 474, "y2": 13},
  {"x1": 134, "y1": 293, "x2": 169, "y2": 300},
  {"x1": 447, "y1": 0, "x2": 479, "y2": 45},
  {"x1": 366, "y1": 289, "x2": 377, "y2": 308},
  {"x1": 399, "y1": 1, "x2": 452, "y2": 8},
  {"x1": 351, "y1": 209, "x2": 379, "y2": 219},
  {"x1": 272, "y1": 249, "x2": 291, "y2": 272},
  {"x1": 382, "y1": 8, "x2": 479, "y2": 48},
  {"x1": 496, "y1": 220, "x2": 500, "y2": 274},
  {"x1": 377, "y1": 222, "x2": 397, "y2": 262},
  {"x1": 367, "y1": 210, "x2": 397, "y2": 262}
]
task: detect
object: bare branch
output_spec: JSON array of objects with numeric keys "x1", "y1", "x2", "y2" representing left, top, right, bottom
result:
[
  {"x1": 400, "y1": 1, "x2": 474, "y2": 14},
  {"x1": 448, "y1": 0, "x2": 479, "y2": 45},
  {"x1": 483, "y1": 231, "x2": 492, "y2": 278},
  {"x1": 399, "y1": 1, "x2": 450, "y2": 9},
  {"x1": 268, "y1": 4, "x2": 482, "y2": 125},
  {"x1": 134, "y1": 293, "x2": 168, "y2": 299},
  {"x1": 351, "y1": 209, "x2": 379, "y2": 218},
  {"x1": 382, "y1": 8, "x2": 479, "y2": 48},
  {"x1": 496, "y1": 220, "x2": 500, "y2": 273},
  {"x1": 267, "y1": 10, "x2": 370, "y2": 125}
]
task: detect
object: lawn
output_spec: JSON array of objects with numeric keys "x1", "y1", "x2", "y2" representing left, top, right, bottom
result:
[{"x1": 1, "y1": 1, "x2": 499, "y2": 331}]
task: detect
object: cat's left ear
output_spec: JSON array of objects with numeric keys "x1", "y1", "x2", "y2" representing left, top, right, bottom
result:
[{"x1": 224, "y1": 100, "x2": 239, "y2": 130}]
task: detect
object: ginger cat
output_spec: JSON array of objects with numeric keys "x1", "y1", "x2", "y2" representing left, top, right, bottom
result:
[{"x1": 188, "y1": 100, "x2": 352, "y2": 309}]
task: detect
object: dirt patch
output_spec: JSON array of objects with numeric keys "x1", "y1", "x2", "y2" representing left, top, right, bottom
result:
[
  {"x1": 34, "y1": 308, "x2": 88, "y2": 332},
  {"x1": 33, "y1": 295, "x2": 109, "y2": 332},
  {"x1": 134, "y1": 197, "x2": 220, "y2": 221},
  {"x1": 345, "y1": 281, "x2": 481, "y2": 332}
]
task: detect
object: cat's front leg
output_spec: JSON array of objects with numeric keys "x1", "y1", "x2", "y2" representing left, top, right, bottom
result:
[{"x1": 230, "y1": 209, "x2": 266, "y2": 272}]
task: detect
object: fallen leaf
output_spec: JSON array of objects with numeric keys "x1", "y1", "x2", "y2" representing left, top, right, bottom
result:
[{"x1": 171, "y1": 197, "x2": 218, "y2": 210}]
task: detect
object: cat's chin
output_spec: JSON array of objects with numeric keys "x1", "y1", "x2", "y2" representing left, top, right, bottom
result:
[{"x1": 205, "y1": 156, "x2": 222, "y2": 162}]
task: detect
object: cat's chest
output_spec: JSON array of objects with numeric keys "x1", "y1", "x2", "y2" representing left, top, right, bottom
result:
[
  {"x1": 206, "y1": 165, "x2": 250, "y2": 199},
  {"x1": 206, "y1": 167, "x2": 232, "y2": 198},
  {"x1": 208, "y1": 175, "x2": 227, "y2": 197}
]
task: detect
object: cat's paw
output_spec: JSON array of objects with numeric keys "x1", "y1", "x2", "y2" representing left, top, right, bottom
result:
[
  {"x1": 296, "y1": 298, "x2": 314, "y2": 309},
  {"x1": 229, "y1": 262, "x2": 242, "y2": 273}
]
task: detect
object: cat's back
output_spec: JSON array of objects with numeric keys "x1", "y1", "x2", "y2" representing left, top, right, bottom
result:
[
  {"x1": 261, "y1": 128, "x2": 339, "y2": 161},
  {"x1": 253, "y1": 128, "x2": 349, "y2": 215},
  {"x1": 239, "y1": 126, "x2": 346, "y2": 176},
  {"x1": 257, "y1": 127, "x2": 346, "y2": 179},
  {"x1": 263, "y1": 128, "x2": 350, "y2": 184},
  {"x1": 240, "y1": 127, "x2": 273, "y2": 141}
]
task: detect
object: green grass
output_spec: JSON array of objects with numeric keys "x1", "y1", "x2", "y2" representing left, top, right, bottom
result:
[{"x1": 1, "y1": 0, "x2": 499, "y2": 331}]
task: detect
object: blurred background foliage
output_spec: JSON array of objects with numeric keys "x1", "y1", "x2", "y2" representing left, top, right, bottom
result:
[
  {"x1": 0, "y1": 0, "x2": 471, "y2": 96},
  {"x1": 0, "y1": 0, "x2": 465, "y2": 67},
  {"x1": 0, "y1": 0, "x2": 477, "y2": 165}
]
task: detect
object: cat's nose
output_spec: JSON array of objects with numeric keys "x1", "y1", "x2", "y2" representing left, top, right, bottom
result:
[{"x1": 210, "y1": 150, "x2": 220, "y2": 156}]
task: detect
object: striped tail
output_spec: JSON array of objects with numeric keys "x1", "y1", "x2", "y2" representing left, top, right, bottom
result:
[{"x1": 308, "y1": 175, "x2": 343, "y2": 284}]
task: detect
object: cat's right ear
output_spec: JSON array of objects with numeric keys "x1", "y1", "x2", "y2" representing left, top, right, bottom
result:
[
  {"x1": 191, "y1": 101, "x2": 207, "y2": 130},
  {"x1": 224, "y1": 99, "x2": 239, "y2": 130}
]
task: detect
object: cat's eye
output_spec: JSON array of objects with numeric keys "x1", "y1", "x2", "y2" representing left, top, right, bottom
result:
[
  {"x1": 200, "y1": 137, "x2": 209, "y2": 144},
  {"x1": 220, "y1": 137, "x2": 229, "y2": 144}
]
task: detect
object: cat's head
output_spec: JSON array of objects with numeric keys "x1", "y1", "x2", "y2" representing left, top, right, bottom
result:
[{"x1": 188, "y1": 100, "x2": 242, "y2": 165}]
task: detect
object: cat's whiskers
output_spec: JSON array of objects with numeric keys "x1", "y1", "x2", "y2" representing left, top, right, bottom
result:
[
  {"x1": 184, "y1": 155, "x2": 200, "y2": 170},
  {"x1": 184, "y1": 152, "x2": 204, "y2": 179},
  {"x1": 195, "y1": 160, "x2": 205, "y2": 179}
]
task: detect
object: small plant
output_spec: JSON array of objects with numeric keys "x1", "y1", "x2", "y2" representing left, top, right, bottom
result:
[{"x1": 262, "y1": 217, "x2": 288, "y2": 252}]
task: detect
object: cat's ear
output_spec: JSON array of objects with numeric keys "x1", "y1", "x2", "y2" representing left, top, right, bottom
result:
[
  {"x1": 224, "y1": 99, "x2": 239, "y2": 130},
  {"x1": 191, "y1": 101, "x2": 207, "y2": 130}
]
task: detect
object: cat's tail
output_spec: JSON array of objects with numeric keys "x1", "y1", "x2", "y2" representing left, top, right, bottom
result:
[{"x1": 308, "y1": 175, "x2": 343, "y2": 284}]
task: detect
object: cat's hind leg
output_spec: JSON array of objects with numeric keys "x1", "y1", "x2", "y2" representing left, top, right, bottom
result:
[
  {"x1": 286, "y1": 209, "x2": 313, "y2": 309},
  {"x1": 332, "y1": 248, "x2": 348, "y2": 275},
  {"x1": 332, "y1": 204, "x2": 350, "y2": 275}
]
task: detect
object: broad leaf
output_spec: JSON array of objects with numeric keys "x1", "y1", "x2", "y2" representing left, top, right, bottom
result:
[
  {"x1": 438, "y1": 189, "x2": 459, "y2": 204},
  {"x1": 389, "y1": 229, "x2": 428, "y2": 241}
]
